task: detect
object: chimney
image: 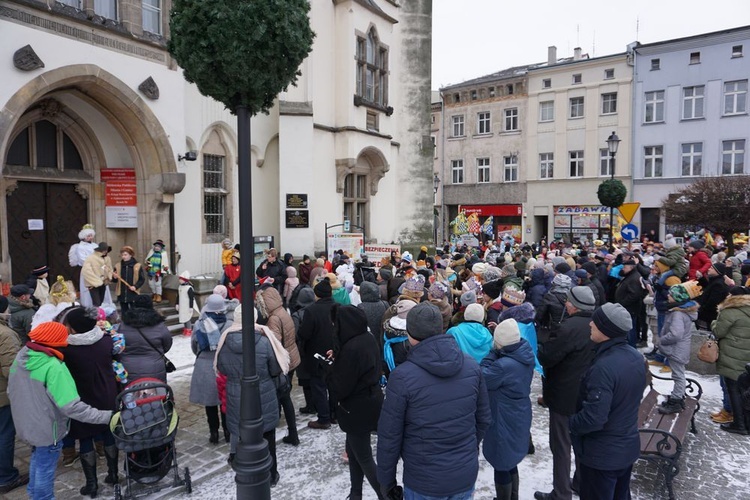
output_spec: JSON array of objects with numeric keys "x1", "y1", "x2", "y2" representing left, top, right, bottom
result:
[
  {"x1": 547, "y1": 46, "x2": 557, "y2": 65},
  {"x1": 574, "y1": 47, "x2": 582, "y2": 61}
]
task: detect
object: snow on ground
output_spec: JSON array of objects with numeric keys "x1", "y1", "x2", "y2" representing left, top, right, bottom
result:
[{"x1": 168, "y1": 333, "x2": 196, "y2": 370}]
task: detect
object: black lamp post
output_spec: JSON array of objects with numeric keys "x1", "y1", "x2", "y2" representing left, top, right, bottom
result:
[
  {"x1": 606, "y1": 131, "x2": 621, "y2": 249},
  {"x1": 433, "y1": 173, "x2": 440, "y2": 245}
]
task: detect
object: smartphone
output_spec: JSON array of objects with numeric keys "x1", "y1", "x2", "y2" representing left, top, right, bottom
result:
[{"x1": 314, "y1": 352, "x2": 333, "y2": 365}]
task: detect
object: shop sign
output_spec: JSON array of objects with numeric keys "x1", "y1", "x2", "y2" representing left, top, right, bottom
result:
[
  {"x1": 555, "y1": 205, "x2": 610, "y2": 214},
  {"x1": 459, "y1": 204, "x2": 522, "y2": 216}
]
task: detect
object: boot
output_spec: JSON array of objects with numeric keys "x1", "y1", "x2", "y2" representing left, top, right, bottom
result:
[
  {"x1": 282, "y1": 432, "x2": 299, "y2": 446},
  {"x1": 61, "y1": 446, "x2": 79, "y2": 467},
  {"x1": 527, "y1": 436, "x2": 535, "y2": 455},
  {"x1": 495, "y1": 482, "x2": 513, "y2": 500},
  {"x1": 182, "y1": 328, "x2": 192, "y2": 337},
  {"x1": 711, "y1": 409, "x2": 733, "y2": 424},
  {"x1": 95, "y1": 440, "x2": 105, "y2": 458},
  {"x1": 511, "y1": 471, "x2": 519, "y2": 500},
  {"x1": 209, "y1": 430, "x2": 219, "y2": 444},
  {"x1": 721, "y1": 381, "x2": 748, "y2": 435},
  {"x1": 658, "y1": 396, "x2": 684, "y2": 415},
  {"x1": 103, "y1": 445, "x2": 119, "y2": 485},
  {"x1": 154, "y1": 294, "x2": 162, "y2": 303},
  {"x1": 79, "y1": 451, "x2": 98, "y2": 498}
]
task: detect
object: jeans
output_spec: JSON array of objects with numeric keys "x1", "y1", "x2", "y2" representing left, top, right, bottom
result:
[
  {"x1": 720, "y1": 376, "x2": 733, "y2": 412},
  {"x1": 627, "y1": 315, "x2": 638, "y2": 348},
  {"x1": 0, "y1": 406, "x2": 19, "y2": 485},
  {"x1": 310, "y1": 376, "x2": 331, "y2": 423},
  {"x1": 346, "y1": 432, "x2": 381, "y2": 498},
  {"x1": 403, "y1": 486, "x2": 474, "y2": 500},
  {"x1": 28, "y1": 442, "x2": 63, "y2": 500},
  {"x1": 578, "y1": 463, "x2": 632, "y2": 500}
]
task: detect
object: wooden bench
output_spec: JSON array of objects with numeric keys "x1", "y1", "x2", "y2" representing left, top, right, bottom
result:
[{"x1": 638, "y1": 371, "x2": 703, "y2": 500}]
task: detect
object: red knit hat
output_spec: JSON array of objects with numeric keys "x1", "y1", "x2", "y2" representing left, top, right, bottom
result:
[{"x1": 29, "y1": 322, "x2": 69, "y2": 347}]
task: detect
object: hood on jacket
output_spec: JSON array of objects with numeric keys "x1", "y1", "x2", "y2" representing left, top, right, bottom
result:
[
  {"x1": 333, "y1": 305, "x2": 369, "y2": 347},
  {"x1": 223, "y1": 328, "x2": 244, "y2": 354},
  {"x1": 498, "y1": 302, "x2": 535, "y2": 324},
  {"x1": 122, "y1": 307, "x2": 165, "y2": 328},
  {"x1": 717, "y1": 293, "x2": 750, "y2": 312},
  {"x1": 294, "y1": 287, "x2": 316, "y2": 311},
  {"x1": 409, "y1": 334, "x2": 464, "y2": 378},
  {"x1": 530, "y1": 268, "x2": 546, "y2": 286},
  {"x1": 450, "y1": 322, "x2": 492, "y2": 350},
  {"x1": 359, "y1": 281, "x2": 381, "y2": 303},
  {"x1": 286, "y1": 266, "x2": 297, "y2": 278},
  {"x1": 499, "y1": 337, "x2": 536, "y2": 367},
  {"x1": 8, "y1": 296, "x2": 34, "y2": 313},
  {"x1": 259, "y1": 286, "x2": 284, "y2": 313},
  {"x1": 669, "y1": 300, "x2": 700, "y2": 320}
]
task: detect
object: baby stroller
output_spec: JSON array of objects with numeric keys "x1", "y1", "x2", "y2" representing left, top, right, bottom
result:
[{"x1": 111, "y1": 378, "x2": 191, "y2": 499}]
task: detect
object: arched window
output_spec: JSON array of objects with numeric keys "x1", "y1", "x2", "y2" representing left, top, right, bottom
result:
[{"x1": 6, "y1": 120, "x2": 83, "y2": 171}]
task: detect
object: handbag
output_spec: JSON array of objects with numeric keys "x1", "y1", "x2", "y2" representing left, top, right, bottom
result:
[
  {"x1": 697, "y1": 334, "x2": 719, "y2": 363},
  {"x1": 135, "y1": 328, "x2": 177, "y2": 373},
  {"x1": 274, "y1": 372, "x2": 292, "y2": 396}
]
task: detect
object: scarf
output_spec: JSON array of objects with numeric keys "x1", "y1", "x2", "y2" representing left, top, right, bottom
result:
[{"x1": 67, "y1": 326, "x2": 105, "y2": 346}]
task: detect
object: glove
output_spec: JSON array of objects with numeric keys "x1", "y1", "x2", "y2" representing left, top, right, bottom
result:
[{"x1": 382, "y1": 484, "x2": 403, "y2": 500}]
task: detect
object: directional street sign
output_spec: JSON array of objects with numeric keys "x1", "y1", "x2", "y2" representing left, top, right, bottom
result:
[
  {"x1": 617, "y1": 202, "x2": 641, "y2": 224},
  {"x1": 621, "y1": 223, "x2": 639, "y2": 241}
]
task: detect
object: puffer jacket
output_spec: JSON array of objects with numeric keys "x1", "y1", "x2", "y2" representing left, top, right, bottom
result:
[
  {"x1": 259, "y1": 287, "x2": 300, "y2": 371},
  {"x1": 377, "y1": 334, "x2": 491, "y2": 497},
  {"x1": 526, "y1": 269, "x2": 548, "y2": 308},
  {"x1": 118, "y1": 307, "x2": 172, "y2": 382},
  {"x1": 8, "y1": 296, "x2": 35, "y2": 343},
  {"x1": 8, "y1": 344, "x2": 112, "y2": 447},
  {"x1": 536, "y1": 287, "x2": 569, "y2": 333},
  {"x1": 659, "y1": 246, "x2": 687, "y2": 277},
  {"x1": 659, "y1": 301, "x2": 698, "y2": 365},
  {"x1": 481, "y1": 339, "x2": 535, "y2": 472},
  {"x1": 499, "y1": 302, "x2": 543, "y2": 376},
  {"x1": 696, "y1": 274, "x2": 729, "y2": 328},
  {"x1": 688, "y1": 248, "x2": 712, "y2": 280},
  {"x1": 217, "y1": 329, "x2": 281, "y2": 434},
  {"x1": 615, "y1": 268, "x2": 646, "y2": 316},
  {"x1": 357, "y1": 281, "x2": 389, "y2": 349},
  {"x1": 712, "y1": 294, "x2": 750, "y2": 380},
  {"x1": 0, "y1": 317, "x2": 22, "y2": 407},
  {"x1": 446, "y1": 321, "x2": 493, "y2": 364}
]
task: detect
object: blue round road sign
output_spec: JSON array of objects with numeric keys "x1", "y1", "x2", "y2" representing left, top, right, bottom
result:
[{"x1": 621, "y1": 224, "x2": 639, "y2": 241}]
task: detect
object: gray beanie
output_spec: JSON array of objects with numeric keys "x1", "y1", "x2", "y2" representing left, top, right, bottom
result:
[
  {"x1": 592, "y1": 302, "x2": 632, "y2": 338},
  {"x1": 406, "y1": 302, "x2": 444, "y2": 341},
  {"x1": 567, "y1": 286, "x2": 596, "y2": 311},
  {"x1": 379, "y1": 267, "x2": 393, "y2": 280},
  {"x1": 460, "y1": 290, "x2": 477, "y2": 307}
]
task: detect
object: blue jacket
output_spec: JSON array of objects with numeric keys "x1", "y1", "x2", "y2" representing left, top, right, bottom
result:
[
  {"x1": 526, "y1": 269, "x2": 548, "y2": 308},
  {"x1": 481, "y1": 339, "x2": 535, "y2": 471},
  {"x1": 377, "y1": 334, "x2": 491, "y2": 496},
  {"x1": 569, "y1": 337, "x2": 646, "y2": 470},
  {"x1": 498, "y1": 303, "x2": 544, "y2": 376},
  {"x1": 446, "y1": 321, "x2": 493, "y2": 364}
]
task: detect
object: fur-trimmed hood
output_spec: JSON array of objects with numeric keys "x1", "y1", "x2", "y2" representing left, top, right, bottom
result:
[
  {"x1": 718, "y1": 293, "x2": 750, "y2": 312},
  {"x1": 498, "y1": 301, "x2": 535, "y2": 324},
  {"x1": 122, "y1": 306, "x2": 165, "y2": 327}
]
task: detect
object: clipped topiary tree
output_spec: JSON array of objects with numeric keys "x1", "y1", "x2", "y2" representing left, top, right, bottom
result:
[
  {"x1": 169, "y1": 3, "x2": 314, "y2": 498},
  {"x1": 597, "y1": 178, "x2": 627, "y2": 208}
]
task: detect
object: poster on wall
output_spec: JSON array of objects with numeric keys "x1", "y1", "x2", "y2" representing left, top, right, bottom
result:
[
  {"x1": 327, "y1": 233, "x2": 364, "y2": 261},
  {"x1": 496, "y1": 225, "x2": 522, "y2": 243},
  {"x1": 364, "y1": 244, "x2": 401, "y2": 266}
]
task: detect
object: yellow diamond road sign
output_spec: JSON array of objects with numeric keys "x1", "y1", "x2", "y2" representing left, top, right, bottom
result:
[{"x1": 618, "y1": 202, "x2": 640, "y2": 224}]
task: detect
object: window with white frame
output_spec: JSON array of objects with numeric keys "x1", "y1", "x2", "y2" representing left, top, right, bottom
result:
[
  {"x1": 651, "y1": 58, "x2": 660, "y2": 70},
  {"x1": 682, "y1": 86, "x2": 704, "y2": 119},
  {"x1": 477, "y1": 158, "x2": 491, "y2": 183},
  {"x1": 601, "y1": 93, "x2": 617, "y2": 114},
  {"x1": 539, "y1": 101, "x2": 554, "y2": 122},
  {"x1": 572, "y1": 74, "x2": 582, "y2": 84},
  {"x1": 452, "y1": 115, "x2": 465, "y2": 137},
  {"x1": 681, "y1": 143, "x2": 703, "y2": 176},
  {"x1": 94, "y1": 0, "x2": 116, "y2": 18},
  {"x1": 569, "y1": 151, "x2": 584, "y2": 177},
  {"x1": 732, "y1": 45, "x2": 743, "y2": 58},
  {"x1": 722, "y1": 140, "x2": 745, "y2": 175},
  {"x1": 451, "y1": 159, "x2": 464, "y2": 184},
  {"x1": 504, "y1": 108, "x2": 518, "y2": 131},
  {"x1": 604, "y1": 68, "x2": 615, "y2": 79},
  {"x1": 356, "y1": 29, "x2": 389, "y2": 106},
  {"x1": 569, "y1": 97, "x2": 584, "y2": 118},
  {"x1": 343, "y1": 174, "x2": 368, "y2": 231},
  {"x1": 539, "y1": 153, "x2": 554, "y2": 179},
  {"x1": 724, "y1": 80, "x2": 748, "y2": 115},
  {"x1": 203, "y1": 154, "x2": 228, "y2": 236},
  {"x1": 644, "y1": 90, "x2": 665, "y2": 123},
  {"x1": 599, "y1": 149, "x2": 615, "y2": 176},
  {"x1": 689, "y1": 52, "x2": 701, "y2": 64},
  {"x1": 644, "y1": 146, "x2": 663, "y2": 178},
  {"x1": 503, "y1": 155, "x2": 518, "y2": 182},
  {"x1": 477, "y1": 112, "x2": 491, "y2": 135},
  {"x1": 142, "y1": 0, "x2": 161, "y2": 34}
]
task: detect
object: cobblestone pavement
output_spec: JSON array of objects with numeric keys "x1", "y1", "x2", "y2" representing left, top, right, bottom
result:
[{"x1": 5, "y1": 357, "x2": 749, "y2": 499}]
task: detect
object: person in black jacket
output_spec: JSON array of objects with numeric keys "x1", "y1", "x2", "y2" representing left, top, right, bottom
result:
[
  {"x1": 570, "y1": 303, "x2": 646, "y2": 500},
  {"x1": 535, "y1": 287, "x2": 597, "y2": 500},
  {"x1": 112, "y1": 246, "x2": 146, "y2": 315},
  {"x1": 582, "y1": 262, "x2": 606, "y2": 307},
  {"x1": 298, "y1": 277, "x2": 336, "y2": 429},
  {"x1": 330, "y1": 305, "x2": 384, "y2": 500},
  {"x1": 256, "y1": 248, "x2": 286, "y2": 297},
  {"x1": 614, "y1": 259, "x2": 645, "y2": 347},
  {"x1": 695, "y1": 263, "x2": 730, "y2": 330}
]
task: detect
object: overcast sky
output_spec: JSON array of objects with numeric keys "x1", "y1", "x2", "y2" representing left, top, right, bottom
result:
[{"x1": 432, "y1": 1, "x2": 750, "y2": 89}]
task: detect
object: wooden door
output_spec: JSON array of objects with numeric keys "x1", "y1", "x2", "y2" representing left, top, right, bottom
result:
[{"x1": 6, "y1": 182, "x2": 87, "y2": 283}]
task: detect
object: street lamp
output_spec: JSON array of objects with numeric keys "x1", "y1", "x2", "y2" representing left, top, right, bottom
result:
[
  {"x1": 433, "y1": 173, "x2": 441, "y2": 194},
  {"x1": 606, "y1": 131, "x2": 621, "y2": 249},
  {"x1": 433, "y1": 174, "x2": 440, "y2": 245}
]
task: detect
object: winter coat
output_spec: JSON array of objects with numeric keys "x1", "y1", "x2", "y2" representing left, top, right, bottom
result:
[
  {"x1": 8, "y1": 296, "x2": 35, "y2": 343},
  {"x1": 298, "y1": 262, "x2": 313, "y2": 285},
  {"x1": 696, "y1": 275, "x2": 730, "y2": 328},
  {"x1": 569, "y1": 337, "x2": 645, "y2": 471},
  {"x1": 486, "y1": 301, "x2": 503, "y2": 327},
  {"x1": 330, "y1": 306, "x2": 383, "y2": 434},
  {"x1": 447, "y1": 321, "x2": 493, "y2": 364},
  {"x1": 0, "y1": 317, "x2": 21, "y2": 407},
  {"x1": 688, "y1": 249, "x2": 712, "y2": 280},
  {"x1": 298, "y1": 297, "x2": 335, "y2": 377},
  {"x1": 357, "y1": 282, "x2": 389, "y2": 355},
  {"x1": 589, "y1": 276, "x2": 607, "y2": 307},
  {"x1": 256, "y1": 259, "x2": 286, "y2": 296},
  {"x1": 114, "y1": 259, "x2": 146, "y2": 302},
  {"x1": 259, "y1": 287, "x2": 300, "y2": 371},
  {"x1": 660, "y1": 246, "x2": 688, "y2": 277},
  {"x1": 712, "y1": 294, "x2": 750, "y2": 380},
  {"x1": 291, "y1": 287, "x2": 316, "y2": 381},
  {"x1": 615, "y1": 268, "x2": 645, "y2": 317},
  {"x1": 8, "y1": 344, "x2": 112, "y2": 447},
  {"x1": 190, "y1": 312, "x2": 231, "y2": 406},
  {"x1": 332, "y1": 286, "x2": 351, "y2": 305},
  {"x1": 376, "y1": 334, "x2": 491, "y2": 497},
  {"x1": 217, "y1": 329, "x2": 281, "y2": 434},
  {"x1": 499, "y1": 302, "x2": 543, "y2": 376},
  {"x1": 536, "y1": 288, "x2": 568, "y2": 333},
  {"x1": 430, "y1": 298, "x2": 453, "y2": 333},
  {"x1": 526, "y1": 269, "x2": 548, "y2": 308},
  {"x1": 224, "y1": 263, "x2": 242, "y2": 301},
  {"x1": 60, "y1": 328, "x2": 118, "y2": 440},
  {"x1": 659, "y1": 301, "x2": 698, "y2": 365},
  {"x1": 308, "y1": 266, "x2": 327, "y2": 285},
  {"x1": 118, "y1": 307, "x2": 173, "y2": 382},
  {"x1": 537, "y1": 311, "x2": 596, "y2": 416},
  {"x1": 382, "y1": 315, "x2": 411, "y2": 374},
  {"x1": 81, "y1": 251, "x2": 113, "y2": 288},
  {"x1": 481, "y1": 339, "x2": 535, "y2": 471}
]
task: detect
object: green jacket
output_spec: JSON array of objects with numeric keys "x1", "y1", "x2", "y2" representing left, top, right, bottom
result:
[
  {"x1": 8, "y1": 296, "x2": 35, "y2": 343},
  {"x1": 8, "y1": 345, "x2": 112, "y2": 446},
  {"x1": 0, "y1": 315, "x2": 21, "y2": 407},
  {"x1": 712, "y1": 294, "x2": 750, "y2": 380}
]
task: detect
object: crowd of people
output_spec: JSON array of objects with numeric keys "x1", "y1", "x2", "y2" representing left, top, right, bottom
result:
[{"x1": 2, "y1": 227, "x2": 750, "y2": 499}]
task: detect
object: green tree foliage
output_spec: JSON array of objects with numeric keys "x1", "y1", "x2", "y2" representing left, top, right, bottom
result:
[
  {"x1": 662, "y1": 176, "x2": 750, "y2": 253},
  {"x1": 597, "y1": 179, "x2": 627, "y2": 208},
  {"x1": 169, "y1": 0, "x2": 315, "y2": 114}
]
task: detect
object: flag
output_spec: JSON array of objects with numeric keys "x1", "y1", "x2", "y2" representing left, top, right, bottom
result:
[
  {"x1": 467, "y1": 212, "x2": 480, "y2": 235},
  {"x1": 481, "y1": 216, "x2": 494, "y2": 237},
  {"x1": 451, "y1": 211, "x2": 469, "y2": 234}
]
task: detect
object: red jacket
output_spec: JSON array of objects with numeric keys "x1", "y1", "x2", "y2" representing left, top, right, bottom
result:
[{"x1": 688, "y1": 249, "x2": 711, "y2": 280}]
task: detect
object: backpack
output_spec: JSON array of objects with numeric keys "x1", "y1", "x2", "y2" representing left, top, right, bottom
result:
[{"x1": 288, "y1": 283, "x2": 312, "y2": 312}]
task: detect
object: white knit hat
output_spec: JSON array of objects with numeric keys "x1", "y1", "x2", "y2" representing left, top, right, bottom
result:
[
  {"x1": 493, "y1": 318, "x2": 521, "y2": 349},
  {"x1": 464, "y1": 303, "x2": 485, "y2": 323}
]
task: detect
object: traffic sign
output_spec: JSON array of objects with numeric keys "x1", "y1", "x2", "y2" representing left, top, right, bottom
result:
[
  {"x1": 617, "y1": 202, "x2": 641, "y2": 224},
  {"x1": 621, "y1": 224, "x2": 639, "y2": 241}
]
